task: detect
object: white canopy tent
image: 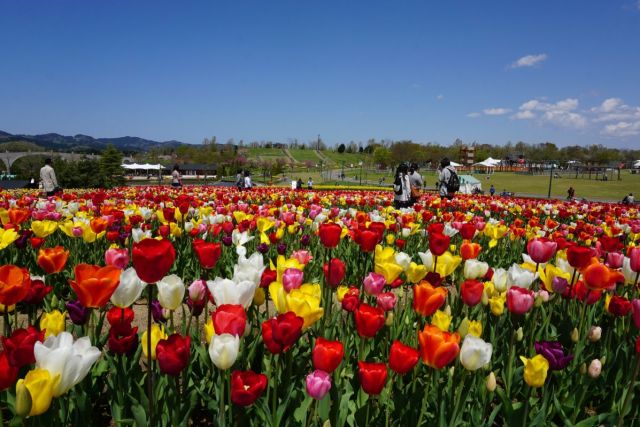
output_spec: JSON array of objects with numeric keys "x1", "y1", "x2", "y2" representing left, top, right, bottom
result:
[
  {"x1": 483, "y1": 157, "x2": 501, "y2": 166},
  {"x1": 450, "y1": 161, "x2": 462, "y2": 167},
  {"x1": 121, "y1": 163, "x2": 166, "y2": 171},
  {"x1": 458, "y1": 175, "x2": 482, "y2": 194},
  {"x1": 473, "y1": 160, "x2": 498, "y2": 168},
  {"x1": 634, "y1": 160, "x2": 640, "y2": 168}
]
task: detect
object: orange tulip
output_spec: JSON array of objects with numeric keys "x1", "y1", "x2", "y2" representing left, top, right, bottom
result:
[
  {"x1": 69, "y1": 264, "x2": 121, "y2": 308},
  {"x1": 90, "y1": 217, "x2": 109, "y2": 234},
  {"x1": 37, "y1": 246, "x2": 70, "y2": 274},
  {"x1": 582, "y1": 263, "x2": 625, "y2": 291},
  {"x1": 413, "y1": 280, "x2": 447, "y2": 317},
  {"x1": 460, "y1": 242, "x2": 482, "y2": 260},
  {"x1": 418, "y1": 324, "x2": 460, "y2": 369},
  {"x1": 8, "y1": 209, "x2": 30, "y2": 226},
  {"x1": 0, "y1": 265, "x2": 31, "y2": 306}
]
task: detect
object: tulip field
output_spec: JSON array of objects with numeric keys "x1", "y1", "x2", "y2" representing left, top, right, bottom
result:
[{"x1": 1, "y1": 187, "x2": 640, "y2": 426}]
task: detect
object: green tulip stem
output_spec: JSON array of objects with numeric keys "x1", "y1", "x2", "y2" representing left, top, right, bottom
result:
[
  {"x1": 616, "y1": 355, "x2": 640, "y2": 427},
  {"x1": 365, "y1": 399, "x2": 371, "y2": 427},
  {"x1": 521, "y1": 386, "x2": 532, "y2": 427},
  {"x1": 219, "y1": 371, "x2": 226, "y2": 427},
  {"x1": 433, "y1": 256, "x2": 438, "y2": 273},
  {"x1": 416, "y1": 370, "x2": 432, "y2": 426},
  {"x1": 147, "y1": 285, "x2": 154, "y2": 427},
  {"x1": 3, "y1": 308, "x2": 9, "y2": 336},
  {"x1": 506, "y1": 327, "x2": 516, "y2": 397},
  {"x1": 450, "y1": 370, "x2": 468, "y2": 427}
]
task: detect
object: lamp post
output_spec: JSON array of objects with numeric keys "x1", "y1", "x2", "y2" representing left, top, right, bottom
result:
[
  {"x1": 547, "y1": 162, "x2": 554, "y2": 198},
  {"x1": 341, "y1": 161, "x2": 345, "y2": 184},
  {"x1": 359, "y1": 161, "x2": 363, "y2": 185}
]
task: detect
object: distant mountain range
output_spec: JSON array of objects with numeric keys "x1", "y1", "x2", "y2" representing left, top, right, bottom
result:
[{"x1": 0, "y1": 130, "x2": 188, "y2": 153}]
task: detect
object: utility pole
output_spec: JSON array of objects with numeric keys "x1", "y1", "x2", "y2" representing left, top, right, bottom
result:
[
  {"x1": 341, "y1": 161, "x2": 345, "y2": 183},
  {"x1": 547, "y1": 162, "x2": 554, "y2": 198},
  {"x1": 317, "y1": 134, "x2": 320, "y2": 151},
  {"x1": 359, "y1": 161, "x2": 363, "y2": 185}
]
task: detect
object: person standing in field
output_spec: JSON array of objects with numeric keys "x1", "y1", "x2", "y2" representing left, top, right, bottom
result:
[
  {"x1": 490, "y1": 185, "x2": 495, "y2": 197},
  {"x1": 243, "y1": 171, "x2": 253, "y2": 189},
  {"x1": 40, "y1": 158, "x2": 58, "y2": 197},
  {"x1": 171, "y1": 165, "x2": 182, "y2": 188},
  {"x1": 408, "y1": 163, "x2": 424, "y2": 204},
  {"x1": 438, "y1": 158, "x2": 459, "y2": 199},
  {"x1": 567, "y1": 186, "x2": 575, "y2": 200}
]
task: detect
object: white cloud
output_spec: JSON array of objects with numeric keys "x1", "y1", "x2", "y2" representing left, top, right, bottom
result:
[
  {"x1": 436, "y1": 94, "x2": 444, "y2": 101},
  {"x1": 510, "y1": 54, "x2": 548, "y2": 68},
  {"x1": 466, "y1": 112, "x2": 481, "y2": 118},
  {"x1": 590, "y1": 98, "x2": 640, "y2": 123},
  {"x1": 512, "y1": 97, "x2": 587, "y2": 128},
  {"x1": 483, "y1": 108, "x2": 511, "y2": 116},
  {"x1": 602, "y1": 121, "x2": 640, "y2": 137}
]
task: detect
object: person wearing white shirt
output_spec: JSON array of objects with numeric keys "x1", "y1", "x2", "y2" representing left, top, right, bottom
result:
[{"x1": 39, "y1": 158, "x2": 58, "y2": 197}]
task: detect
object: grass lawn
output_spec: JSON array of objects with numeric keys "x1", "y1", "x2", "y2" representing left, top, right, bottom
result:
[
  {"x1": 288, "y1": 149, "x2": 322, "y2": 163},
  {"x1": 244, "y1": 148, "x2": 286, "y2": 158},
  {"x1": 321, "y1": 151, "x2": 370, "y2": 166},
  {"x1": 426, "y1": 171, "x2": 639, "y2": 202}
]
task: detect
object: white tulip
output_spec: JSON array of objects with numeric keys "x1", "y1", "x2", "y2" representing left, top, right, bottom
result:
[
  {"x1": 394, "y1": 252, "x2": 412, "y2": 271},
  {"x1": 208, "y1": 333, "x2": 240, "y2": 370},
  {"x1": 507, "y1": 264, "x2": 538, "y2": 289},
  {"x1": 207, "y1": 277, "x2": 256, "y2": 308},
  {"x1": 443, "y1": 224, "x2": 459, "y2": 237},
  {"x1": 463, "y1": 259, "x2": 489, "y2": 280},
  {"x1": 623, "y1": 257, "x2": 637, "y2": 285},
  {"x1": 232, "y1": 230, "x2": 254, "y2": 257},
  {"x1": 492, "y1": 268, "x2": 508, "y2": 292},
  {"x1": 131, "y1": 227, "x2": 151, "y2": 243},
  {"x1": 232, "y1": 252, "x2": 266, "y2": 288},
  {"x1": 459, "y1": 335, "x2": 493, "y2": 371},
  {"x1": 555, "y1": 257, "x2": 576, "y2": 277},
  {"x1": 157, "y1": 274, "x2": 185, "y2": 310},
  {"x1": 418, "y1": 251, "x2": 434, "y2": 270},
  {"x1": 34, "y1": 332, "x2": 101, "y2": 397},
  {"x1": 111, "y1": 267, "x2": 146, "y2": 308}
]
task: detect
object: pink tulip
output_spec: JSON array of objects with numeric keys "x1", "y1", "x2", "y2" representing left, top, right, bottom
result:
[
  {"x1": 283, "y1": 268, "x2": 304, "y2": 292},
  {"x1": 629, "y1": 247, "x2": 640, "y2": 273},
  {"x1": 291, "y1": 250, "x2": 313, "y2": 265},
  {"x1": 188, "y1": 279, "x2": 208, "y2": 303},
  {"x1": 526, "y1": 238, "x2": 557, "y2": 264},
  {"x1": 305, "y1": 370, "x2": 332, "y2": 400},
  {"x1": 632, "y1": 299, "x2": 640, "y2": 329},
  {"x1": 105, "y1": 248, "x2": 130, "y2": 269},
  {"x1": 376, "y1": 292, "x2": 397, "y2": 311},
  {"x1": 506, "y1": 286, "x2": 535, "y2": 315},
  {"x1": 363, "y1": 272, "x2": 386, "y2": 295},
  {"x1": 605, "y1": 252, "x2": 624, "y2": 269}
]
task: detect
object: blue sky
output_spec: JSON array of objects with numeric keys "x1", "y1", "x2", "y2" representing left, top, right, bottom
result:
[{"x1": 1, "y1": 0, "x2": 639, "y2": 148}]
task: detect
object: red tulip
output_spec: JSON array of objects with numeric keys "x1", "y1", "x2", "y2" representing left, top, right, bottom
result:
[
  {"x1": 367, "y1": 222, "x2": 386, "y2": 242},
  {"x1": 193, "y1": 239, "x2": 222, "y2": 270},
  {"x1": 459, "y1": 223, "x2": 477, "y2": 240},
  {"x1": 358, "y1": 361, "x2": 387, "y2": 395},
  {"x1": 460, "y1": 279, "x2": 484, "y2": 307},
  {"x1": 418, "y1": 325, "x2": 461, "y2": 369},
  {"x1": 318, "y1": 223, "x2": 342, "y2": 248},
  {"x1": 107, "y1": 307, "x2": 135, "y2": 328},
  {"x1": 341, "y1": 287, "x2": 360, "y2": 312},
  {"x1": 0, "y1": 351, "x2": 19, "y2": 391},
  {"x1": 389, "y1": 340, "x2": 419, "y2": 375},
  {"x1": 460, "y1": 242, "x2": 481, "y2": 260},
  {"x1": 1, "y1": 327, "x2": 45, "y2": 368},
  {"x1": 354, "y1": 303, "x2": 385, "y2": 338},
  {"x1": 22, "y1": 278, "x2": 52, "y2": 305},
  {"x1": 132, "y1": 238, "x2": 176, "y2": 283},
  {"x1": 156, "y1": 334, "x2": 191, "y2": 376},
  {"x1": 607, "y1": 296, "x2": 631, "y2": 317},
  {"x1": 506, "y1": 286, "x2": 534, "y2": 315},
  {"x1": 37, "y1": 246, "x2": 70, "y2": 274},
  {"x1": 571, "y1": 281, "x2": 602, "y2": 305},
  {"x1": 413, "y1": 280, "x2": 447, "y2": 317},
  {"x1": 636, "y1": 336, "x2": 640, "y2": 355},
  {"x1": 230, "y1": 370, "x2": 268, "y2": 406},
  {"x1": 427, "y1": 223, "x2": 445, "y2": 235},
  {"x1": 260, "y1": 269, "x2": 277, "y2": 288},
  {"x1": 312, "y1": 337, "x2": 344, "y2": 373},
  {"x1": 599, "y1": 235, "x2": 623, "y2": 253},
  {"x1": 629, "y1": 247, "x2": 640, "y2": 273},
  {"x1": 526, "y1": 238, "x2": 557, "y2": 264},
  {"x1": 261, "y1": 312, "x2": 304, "y2": 354},
  {"x1": 108, "y1": 323, "x2": 138, "y2": 355},
  {"x1": 212, "y1": 305, "x2": 247, "y2": 337},
  {"x1": 566, "y1": 246, "x2": 593, "y2": 270},
  {"x1": 429, "y1": 233, "x2": 450, "y2": 256},
  {"x1": 356, "y1": 230, "x2": 378, "y2": 253},
  {"x1": 323, "y1": 258, "x2": 346, "y2": 288}
]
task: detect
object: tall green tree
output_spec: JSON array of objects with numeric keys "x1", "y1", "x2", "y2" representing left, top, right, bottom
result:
[{"x1": 99, "y1": 144, "x2": 125, "y2": 188}]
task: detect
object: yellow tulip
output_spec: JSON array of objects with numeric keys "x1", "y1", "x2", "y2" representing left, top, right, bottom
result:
[
  {"x1": 16, "y1": 368, "x2": 60, "y2": 416},
  {"x1": 0, "y1": 303, "x2": 16, "y2": 313},
  {"x1": 31, "y1": 220, "x2": 58, "y2": 238},
  {"x1": 0, "y1": 227, "x2": 19, "y2": 250},
  {"x1": 467, "y1": 320, "x2": 483, "y2": 337},
  {"x1": 268, "y1": 281, "x2": 289, "y2": 314},
  {"x1": 488, "y1": 294, "x2": 506, "y2": 316},
  {"x1": 432, "y1": 310, "x2": 452, "y2": 331},
  {"x1": 275, "y1": 255, "x2": 305, "y2": 284},
  {"x1": 284, "y1": 283, "x2": 324, "y2": 329},
  {"x1": 385, "y1": 234, "x2": 395, "y2": 245},
  {"x1": 406, "y1": 262, "x2": 428, "y2": 284},
  {"x1": 204, "y1": 318, "x2": 215, "y2": 345},
  {"x1": 253, "y1": 288, "x2": 266, "y2": 306},
  {"x1": 520, "y1": 355, "x2": 549, "y2": 388},
  {"x1": 336, "y1": 286, "x2": 349, "y2": 302},
  {"x1": 434, "y1": 251, "x2": 462, "y2": 278},
  {"x1": 0, "y1": 208, "x2": 8, "y2": 225},
  {"x1": 40, "y1": 310, "x2": 66, "y2": 338},
  {"x1": 169, "y1": 222, "x2": 182, "y2": 237},
  {"x1": 141, "y1": 324, "x2": 168, "y2": 360}
]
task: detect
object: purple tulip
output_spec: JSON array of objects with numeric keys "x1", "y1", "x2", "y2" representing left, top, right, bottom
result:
[
  {"x1": 257, "y1": 243, "x2": 269, "y2": 254},
  {"x1": 151, "y1": 300, "x2": 167, "y2": 323},
  {"x1": 534, "y1": 341, "x2": 573, "y2": 370},
  {"x1": 66, "y1": 300, "x2": 90, "y2": 325},
  {"x1": 222, "y1": 236, "x2": 233, "y2": 246},
  {"x1": 551, "y1": 276, "x2": 568, "y2": 294},
  {"x1": 277, "y1": 243, "x2": 287, "y2": 255},
  {"x1": 301, "y1": 234, "x2": 311, "y2": 246}
]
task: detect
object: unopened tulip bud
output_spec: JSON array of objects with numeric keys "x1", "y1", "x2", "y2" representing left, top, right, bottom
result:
[
  {"x1": 579, "y1": 363, "x2": 586, "y2": 375},
  {"x1": 600, "y1": 356, "x2": 606, "y2": 366},
  {"x1": 481, "y1": 290, "x2": 489, "y2": 305},
  {"x1": 322, "y1": 421, "x2": 332, "y2": 427},
  {"x1": 449, "y1": 366, "x2": 455, "y2": 377},
  {"x1": 571, "y1": 328, "x2": 579, "y2": 343},
  {"x1": 385, "y1": 312, "x2": 394, "y2": 326},
  {"x1": 515, "y1": 327, "x2": 523, "y2": 342},
  {"x1": 486, "y1": 372, "x2": 497, "y2": 392},
  {"x1": 253, "y1": 288, "x2": 265, "y2": 306},
  {"x1": 51, "y1": 294, "x2": 59, "y2": 308},
  {"x1": 458, "y1": 317, "x2": 470, "y2": 338},
  {"x1": 588, "y1": 326, "x2": 602, "y2": 342},
  {"x1": 444, "y1": 305, "x2": 451, "y2": 316},
  {"x1": 15, "y1": 382, "x2": 32, "y2": 417},
  {"x1": 588, "y1": 359, "x2": 602, "y2": 378}
]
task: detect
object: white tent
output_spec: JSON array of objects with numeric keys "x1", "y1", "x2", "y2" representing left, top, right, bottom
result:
[
  {"x1": 459, "y1": 175, "x2": 482, "y2": 194},
  {"x1": 450, "y1": 161, "x2": 462, "y2": 167},
  {"x1": 121, "y1": 163, "x2": 140, "y2": 170},
  {"x1": 473, "y1": 160, "x2": 497, "y2": 168},
  {"x1": 484, "y1": 157, "x2": 501, "y2": 166},
  {"x1": 634, "y1": 160, "x2": 640, "y2": 168}
]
